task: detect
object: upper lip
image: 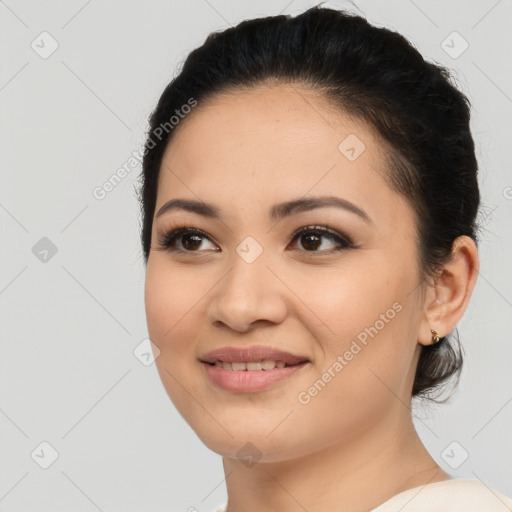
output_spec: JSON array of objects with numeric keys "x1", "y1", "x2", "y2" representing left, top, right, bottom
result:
[{"x1": 199, "y1": 345, "x2": 309, "y2": 365}]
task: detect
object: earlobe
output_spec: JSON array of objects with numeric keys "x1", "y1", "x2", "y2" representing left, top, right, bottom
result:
[
  {"x1": 418, "y1": 235, "x2": 479, "y2": 347},
  {"x1": 429, "y1": 328, "x2": 445, "y2": 345}
]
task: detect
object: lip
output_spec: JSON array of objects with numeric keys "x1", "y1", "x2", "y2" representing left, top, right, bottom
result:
[
  {"x1": 199, "y1": 345, "x2": 309, "y2": 365},
  {"x1": 199, "y1": 345, "x2": 310, "y2": 393},
  {"x1": 201, "y1": 361, "x2": 310, "y2": 392}
]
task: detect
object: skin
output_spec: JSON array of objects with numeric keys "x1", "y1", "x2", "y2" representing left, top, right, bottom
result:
[{"x1": 144, "y1": 84, "x2": 479, "y2": 512}]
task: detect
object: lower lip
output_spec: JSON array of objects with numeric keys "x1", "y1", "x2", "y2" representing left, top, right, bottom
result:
[{"x1": 201, "y1": 362, "x2": 309, "y2": 392}]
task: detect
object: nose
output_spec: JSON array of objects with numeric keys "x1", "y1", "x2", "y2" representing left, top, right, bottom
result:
[{"x1": 206, "y1": 252, "x2": 288, "y2": 333}]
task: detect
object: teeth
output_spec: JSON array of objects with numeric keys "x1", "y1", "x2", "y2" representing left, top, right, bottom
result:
[{"x1": 213, "y1": 360, "x2": 288, "y2": 370}]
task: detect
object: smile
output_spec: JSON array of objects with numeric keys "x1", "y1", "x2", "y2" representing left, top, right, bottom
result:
[
  {"x1": 201, "y1": 360, "x2": 309, "y2": 392},
  {"x1": 210, "y1": 360, "x2": 289, "y2": 370}
]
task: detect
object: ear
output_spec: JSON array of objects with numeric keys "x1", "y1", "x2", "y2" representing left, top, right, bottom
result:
[{"x1": 418, "y1": 235, "x2": 479, "y2": 347}]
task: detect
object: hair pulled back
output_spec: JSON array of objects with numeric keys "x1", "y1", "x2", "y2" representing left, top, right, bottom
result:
[{"x1": 136, "y1": 5, "x2": 480, "y2": 402}]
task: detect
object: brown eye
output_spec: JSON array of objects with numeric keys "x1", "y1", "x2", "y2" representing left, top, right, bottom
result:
[
  {"x1": 289, "y1": 225, "x2": 354, "y2": 253},
  {"x1": 157, "y1": 224, "x2": 354, "y2": 254},
  {"x1": 180, "y1": 233, "x2": 203, "y2": 251},
  {"x1": 157, "y1": 227, "x2": 218, "y2": 252}
]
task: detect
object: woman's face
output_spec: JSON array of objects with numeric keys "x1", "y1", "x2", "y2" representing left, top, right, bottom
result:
[{"x1": 144, "y1": 84, "x2": 428, "y2": 462}]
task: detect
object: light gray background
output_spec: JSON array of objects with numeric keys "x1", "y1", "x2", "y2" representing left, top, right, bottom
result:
[{"x1": 1, "y1": 1, "x2": 511, "y2": 511}]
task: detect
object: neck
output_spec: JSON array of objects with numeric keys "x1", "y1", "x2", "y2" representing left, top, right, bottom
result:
[{"x1": 221, "y1": 409, "x2": 451, "y2": 512}]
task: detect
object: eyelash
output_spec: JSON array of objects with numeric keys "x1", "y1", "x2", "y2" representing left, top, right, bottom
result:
[{"x1": 156, "y1": 223, "x2": 355, "y2": 255}]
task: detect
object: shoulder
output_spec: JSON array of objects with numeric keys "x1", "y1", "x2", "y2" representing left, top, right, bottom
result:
[
  {"x1": 212, "y1": 480, "x2": 512, "y2": 512},
  {"x1": 372, "y1": 478, "x2": 512, "y2": 512}
]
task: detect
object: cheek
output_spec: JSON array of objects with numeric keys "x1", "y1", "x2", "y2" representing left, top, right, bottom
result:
[
  {"x1": 290, "y1": 260, "x2": 401, "y2": 348},
  {"x1": 144, "y1": 259, "x2": 204, "y2": 342},
  {"x1": 144, "y1": 261, "x2": 207, "y2": 414},
  {"x1": 293, "y1": 261, "x2": 414, "y2": 397}
]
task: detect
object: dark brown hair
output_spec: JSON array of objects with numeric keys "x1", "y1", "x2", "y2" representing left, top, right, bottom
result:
[{"x1": 136, "y1": 5, "x2": 480, "y2": 403}]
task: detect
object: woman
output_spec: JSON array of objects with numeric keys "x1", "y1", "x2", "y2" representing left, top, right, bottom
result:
[{"x1": 136, "y1": 5, "x2": 512, "y2": 511}]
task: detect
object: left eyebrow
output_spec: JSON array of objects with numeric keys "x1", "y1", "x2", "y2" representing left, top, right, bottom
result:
[
  {"x1": 270, "y1": 196, "x2": 372, "y2": 224},
  {"x1": 155, "y1": 195, "x2": 373, "y2": 225}
]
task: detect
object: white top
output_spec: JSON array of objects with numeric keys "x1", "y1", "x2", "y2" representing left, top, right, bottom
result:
[{"x1": 212, "y1": 478, "x2": 512, "y2": 511}]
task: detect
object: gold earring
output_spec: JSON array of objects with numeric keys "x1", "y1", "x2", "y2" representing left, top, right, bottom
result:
[{"x1": 430, "y1": 328, "x2": 444, "y2": 344}]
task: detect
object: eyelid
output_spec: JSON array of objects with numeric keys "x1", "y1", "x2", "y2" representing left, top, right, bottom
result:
[
  {"x1": 288, "y1": 224, "x2": 355, "y2": 249},
  {"x1": 156, "y1": 224, "x2": 218, "y2": 251}
]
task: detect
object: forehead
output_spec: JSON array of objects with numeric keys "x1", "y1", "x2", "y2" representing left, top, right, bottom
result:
[{"x1": 156, "y1": 84, "x2": 410, "y2": 228}]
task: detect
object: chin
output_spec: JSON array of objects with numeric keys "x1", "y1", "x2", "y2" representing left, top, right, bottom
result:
[
  {"x1": 202, "y1": 437, "x2": 299, "y2": 464},
  {"x1": 189, "y1": 418, "x2": 310, "y2": 464}
]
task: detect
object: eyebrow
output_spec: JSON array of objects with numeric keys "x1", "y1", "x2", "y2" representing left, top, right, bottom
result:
[{"x1": 155, "y1": 195, "x2": 372, "y2": 224}]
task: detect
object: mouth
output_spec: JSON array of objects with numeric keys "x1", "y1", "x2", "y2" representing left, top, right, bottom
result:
[
  {"x1": 198, "y1": 345, "x2": 310, "y2": 392},
  {"x1": 199, "y1": 345, "x2": 310, "y2": 367},
  {"x1": 202, "y1": 360, "x2": 306, "y2": 371},
  {"x1": 200, "y1": 360, "x2": 310, "y2": 392}
]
